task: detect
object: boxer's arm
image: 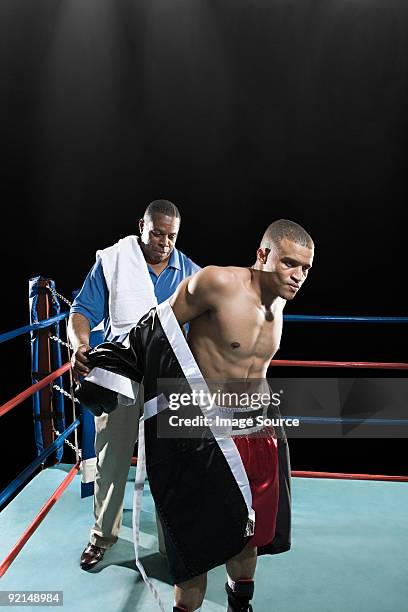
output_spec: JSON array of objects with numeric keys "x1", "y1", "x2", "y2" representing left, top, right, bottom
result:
[{"x1": 169, "y1": 266, "x2": 234, "y2": 325}]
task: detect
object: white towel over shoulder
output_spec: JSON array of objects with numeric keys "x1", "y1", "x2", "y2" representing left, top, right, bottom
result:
[{"x1": 97, "y1": 235, "x2": 157, "y2": 336}]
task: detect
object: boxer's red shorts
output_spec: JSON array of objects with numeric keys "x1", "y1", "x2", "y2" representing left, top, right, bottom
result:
[{"x1": 233, "y1": 427, "x2": 279, "y2": 547}]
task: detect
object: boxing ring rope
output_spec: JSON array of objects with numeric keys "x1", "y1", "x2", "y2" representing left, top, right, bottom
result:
[
  {"x1": 284, "y1": 416, "x2": 408, "y2": 427},
  {"x1": 291, "y1": 471, "x2": 408, "y2": 482},
  {"x1": 0, "y1": 461, "x2": 81, "y2": 578},
  {"x1": 268, "y1": 356, "x2": 408, "y2": 484},
  {"x1": 0, "y1": 309, "x2": 76, "y2": 506},
  {"x1": 2, "y1": 314, "x2": 407, "y2": 347},
  {"x1": 0, "y1": 313, "x2": 69, "y2": 344},
  {"x1": 1, "y1": 292, "x2": 408, "y2": 578},
  {"x1": 0, "y1": 363, "x2": 71, "y2": 419},
  {"x1": 270, "y1": 359, "x2": 408, "y2": 369},
  {"x1": 0, "y1": 370, "x2": 80, "y2": 576},
  {"x1": 0, "y1": 418, "x2": 80, "y2": 508},
  {"x1": 0, "y1": 293, "x2": 80, "y2": 576},
  {"x1": 283, "y1": 315, "x2": 408, "y2": 323}
]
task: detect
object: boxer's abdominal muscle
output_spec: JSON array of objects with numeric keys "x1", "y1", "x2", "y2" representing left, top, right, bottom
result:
[{"x1": 188, "y1": 295, "x2": 283, "y2": 380}]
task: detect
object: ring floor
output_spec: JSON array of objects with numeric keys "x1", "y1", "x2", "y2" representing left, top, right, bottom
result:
[{"x1": 0, "y1": 465, "x2": 407, "y2": 612}]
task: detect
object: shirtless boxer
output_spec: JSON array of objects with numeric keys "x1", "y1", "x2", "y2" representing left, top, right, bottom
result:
[
  {"x1": 78, "y1": 218, "x2": 314, "y2": 612},
  {"x1": 168, "y1": 219, "x2": 314, "y2": 612}
]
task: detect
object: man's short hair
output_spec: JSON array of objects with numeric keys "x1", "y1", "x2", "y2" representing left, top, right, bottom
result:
[
  {"x1": 144, "y1": 199, "x2": 181, "y2": 221},
  {"x1": 261, "y1": 219, "x2": 314, "y2": 250}
]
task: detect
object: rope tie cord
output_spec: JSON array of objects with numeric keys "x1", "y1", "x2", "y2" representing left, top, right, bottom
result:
[{"x1": 46, "y1": 284, "x2": 73, "y2": 308}]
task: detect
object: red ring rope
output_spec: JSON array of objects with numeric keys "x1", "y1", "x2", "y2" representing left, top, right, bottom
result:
[
  {"x1": 292, "y1": 470, "x2": 408, "y2": 482},
  {"x1": 0, "y1": 362, "x2": 71, "y2": 419},
  {"x1": 0, "y1": 461, "x2": 80, "y2": 577},
  {"x1": 270, "y1": 359, "x2": 408, "y2": 369}
]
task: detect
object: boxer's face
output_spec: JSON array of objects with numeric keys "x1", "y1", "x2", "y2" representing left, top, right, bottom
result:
[
  {"x1": 139, "y1": 213, "x2": 180, "y2": 264},
  {"x1": 258, "y1": 238, "x2": 314, "y2": 300}
]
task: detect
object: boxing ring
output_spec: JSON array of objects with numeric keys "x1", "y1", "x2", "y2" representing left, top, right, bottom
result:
[{"x1": 0, "y1": 278, "x2": 407, "y2": 611}]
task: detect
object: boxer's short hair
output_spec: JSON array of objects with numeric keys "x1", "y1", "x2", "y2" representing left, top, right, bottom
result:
[{"x1": 262, "y1": 219, "x2": 313, "y2": 250}]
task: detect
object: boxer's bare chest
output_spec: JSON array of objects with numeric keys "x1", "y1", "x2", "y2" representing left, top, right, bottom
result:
[{"x1": 209, "y1": 291, "x2": 283, "y2": 363}]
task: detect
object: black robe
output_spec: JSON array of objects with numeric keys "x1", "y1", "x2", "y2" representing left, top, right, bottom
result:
[{"x1": 77, "y1": 301, "x2": 291, "y2": 583}]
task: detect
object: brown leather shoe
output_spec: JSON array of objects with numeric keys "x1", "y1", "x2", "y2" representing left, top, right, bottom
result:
[{"x1": 80, "y1": 543, "x2": 105, "y2": 570}]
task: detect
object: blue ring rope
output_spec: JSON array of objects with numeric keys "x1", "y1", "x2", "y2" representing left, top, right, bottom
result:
[
  {"x1": 283, "y1": 315, "x2": 408, "y2": 323},
  {"x1": 1, "y1": 313, "x2": 407, "y2": 346},
  {"x1": 0, "y1": 418, "x2": 80, "y2": 508},
  {"x1": 287, "y1": 416, "x2": 408, "y2": 426},
  {"x1": 0, "y1": 313, "x2": 70, "y2": 344}
]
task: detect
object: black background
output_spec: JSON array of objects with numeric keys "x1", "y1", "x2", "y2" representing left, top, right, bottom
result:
[{"x1": 1, "y1": 0, "x2": 408, "y2": 490}]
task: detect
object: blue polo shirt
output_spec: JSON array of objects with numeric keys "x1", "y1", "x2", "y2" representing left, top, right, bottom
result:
[{"x1": 71, "y1": 246, "x2": 201, "y2": 341}]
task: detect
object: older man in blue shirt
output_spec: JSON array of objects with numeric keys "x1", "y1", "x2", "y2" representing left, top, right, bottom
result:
[{"x1": 68, "y1": 200, "x2": 200, "y2": 570}]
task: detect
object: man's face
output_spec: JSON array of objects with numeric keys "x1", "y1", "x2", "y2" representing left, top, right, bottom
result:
[
  {"x1": 139, "y1": 213, "x2": 180, "y2": 264},
  {"x1": 261, "y1": 237, "x2": 314, "y2": 300}
]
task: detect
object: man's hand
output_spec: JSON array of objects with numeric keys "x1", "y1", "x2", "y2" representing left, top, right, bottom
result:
[{"x1": 71, "y1": 343, "x2": 91, "y2": 381}]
